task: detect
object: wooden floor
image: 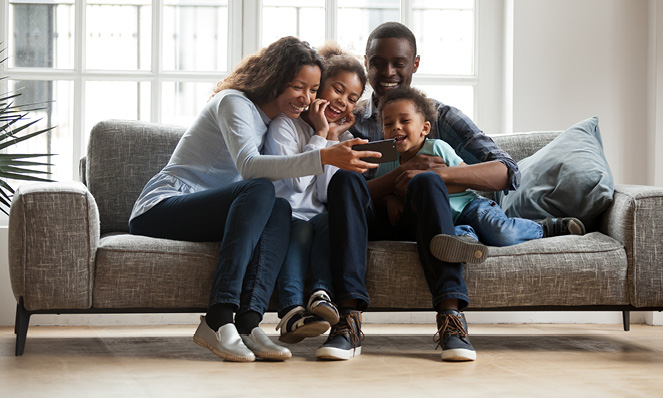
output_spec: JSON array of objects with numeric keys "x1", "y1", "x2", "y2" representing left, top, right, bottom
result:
[{"x1": 1, "y1": 323, "x2": 662, "y2": 397}]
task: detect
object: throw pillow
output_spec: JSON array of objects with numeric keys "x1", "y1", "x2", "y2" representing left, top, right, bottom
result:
[{"x1": 497, "y1": 116, "x2": 614, "y2": 230}]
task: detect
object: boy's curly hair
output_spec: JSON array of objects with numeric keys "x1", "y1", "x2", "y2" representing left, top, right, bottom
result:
[
  {"x1": 378, "y1": 86, "x2": 438, "y2": 136},
  {"x1": 212, "y1": 36, "x2": 323, "y2": 105}
]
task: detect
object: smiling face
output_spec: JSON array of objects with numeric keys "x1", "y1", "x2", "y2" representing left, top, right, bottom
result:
[
  {"x1": 381, "y1": 99, "x2": 430, "y2": 160},
  {"x1": 273, "y1": 64, "x2": 321, "y2": 119},
  {"x1": 317, "y1": 70, "x2": 363, "y2": 124},
  {"x1": 365, "y1": 37, "x2": 420, "y2": 100}
]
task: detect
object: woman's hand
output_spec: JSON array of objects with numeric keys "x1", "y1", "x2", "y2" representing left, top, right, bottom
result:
[
  {"x1": 327, "y1": 112, "x2": 356, "y2": 141},
  {"x1": 320, "y1": 138, "x2": 381, "y2": 173},
  {"x1": 307, "y1": 99, "x2": 331, "y2": 139}
]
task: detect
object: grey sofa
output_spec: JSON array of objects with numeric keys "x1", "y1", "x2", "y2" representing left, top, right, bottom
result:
[{"x1": 9, "y1": 119, "x2": 663, "y2": 356}]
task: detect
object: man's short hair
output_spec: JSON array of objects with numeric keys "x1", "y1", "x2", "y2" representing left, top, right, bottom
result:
[{"x1": 365, "y1": 22, "x2": 417, "y2": 58}]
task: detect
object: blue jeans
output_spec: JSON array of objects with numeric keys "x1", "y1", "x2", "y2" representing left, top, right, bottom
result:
[
  {"x1": 276, "y1": 213, "x2": 333, "y2": 312},
  {"x1": 454, "y1": 197, "x2": 543, "y2": 246},
  {"x1": 129, "y1": 178, "x2": 291, "y2": 317},
  {"x1": 326, "y1": 170, "x2": 469, "y2": 310}
]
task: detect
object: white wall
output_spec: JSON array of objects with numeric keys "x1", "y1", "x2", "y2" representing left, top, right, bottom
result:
[
  {"x1": 1, "y1": 1, "x2": 661, "y2": 328},
  {"x1": 512, "y1": 0, "x2": 655, "y2": 185}
]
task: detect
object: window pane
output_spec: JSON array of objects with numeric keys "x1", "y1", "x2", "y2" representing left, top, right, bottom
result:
[
  {"x1": 416, "y1": 84, "x2": 474, "y2": 121},
  {"x1": 6, "y1": 80, "x2": 75, "y2": 182},
  {"x1": 262, "y1": 0, "x2": 325, "y2": 48},
  {"x1": 86, "y1": 1, "x2": 152, "y2": 71},
  {"x1": 161, "y1": 81, "x2": 217, "y2": 127},
  {"x1": 163, "y1": 0, "x2": 228, "y2": 72},
  {"x1": 411, "y1": 0, "x2": 474, "y2": 75},
  {"x1": 84, "y1": 81, "x2": 151, "y2": 146},
  {"x1": 337, "y1": 0, "x2": 399, "y2": 56},
  {"x1": 8, "y1": 1, "x2": 75, "y2": 69}
]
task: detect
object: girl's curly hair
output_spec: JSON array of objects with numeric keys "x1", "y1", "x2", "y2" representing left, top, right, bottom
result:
[{"x1": 317, "y1": 42, "x2": 367, "y2": 96}]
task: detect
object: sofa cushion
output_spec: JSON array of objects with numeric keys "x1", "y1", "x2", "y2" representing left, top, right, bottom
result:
[
  {"x1": 497, "y1": 117, "x2": 614, "y2": 230},
  {"x1": 93, "y1": 234, "x2": 218, "y2": 308},
  {"x1": 366, "y1": 233, "x2": 628, "y2": 309}
]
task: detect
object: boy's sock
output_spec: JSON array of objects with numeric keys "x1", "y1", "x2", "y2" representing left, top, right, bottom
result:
[
  {"x1": 235, "y1": 310, "x2": 262, "y2": 334},
  {"x1": 205, "y1": 303, "x2": 235, "y2": 332}
]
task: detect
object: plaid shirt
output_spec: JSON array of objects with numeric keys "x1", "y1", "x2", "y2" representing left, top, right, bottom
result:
[{"x1": 349, "y1": 97, "x2": 520, "y2": 193}]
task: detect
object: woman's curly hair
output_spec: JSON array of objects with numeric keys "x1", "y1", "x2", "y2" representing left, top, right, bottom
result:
[{"x1": 213, "y1": 36, "x2": 324, "y2": 105}]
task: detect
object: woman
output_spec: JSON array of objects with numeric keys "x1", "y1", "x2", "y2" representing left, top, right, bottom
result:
[{"x1": 129, "y1": 37, "x2": 379, "y2": 362}]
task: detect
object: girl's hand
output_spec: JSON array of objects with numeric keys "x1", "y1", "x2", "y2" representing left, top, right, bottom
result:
[
  {"x1": 320, "y1": 138, "x2": 381, "y2": 173},
  {"x1": 328, "y1": 112, "x2": 356, "y2": 141},
  {"x1": 308, "y1": 99, "x2": 330, "y2": 138}
]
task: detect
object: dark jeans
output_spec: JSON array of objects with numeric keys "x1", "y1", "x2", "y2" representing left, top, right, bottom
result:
[
  {"x1": 326, "y1": 170, "x2": 469, "y2": 311},
  {"x1": 129, "y1": 178, "x2": 291, "y2": 317},
  {"x1": 276, "y1": 213, "x2": 333, "y2": 312}
]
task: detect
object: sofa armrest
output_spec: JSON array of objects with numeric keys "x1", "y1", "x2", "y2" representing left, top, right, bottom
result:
[
  {"x1": 599, "y1": 184, "x2": 663, "y2": 307},
  {"x1": 8, "y1": 181, "x2": 100, "y2": 311}
]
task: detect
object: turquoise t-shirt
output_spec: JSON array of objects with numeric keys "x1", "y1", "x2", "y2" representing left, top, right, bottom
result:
[{"x1": 376, "y1": 138, "x2": 478, "y2": 221}]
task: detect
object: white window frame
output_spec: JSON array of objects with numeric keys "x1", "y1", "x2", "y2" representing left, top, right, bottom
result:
[{"x1": 0, "y1": 0, "x2": 503, "y2": 186}]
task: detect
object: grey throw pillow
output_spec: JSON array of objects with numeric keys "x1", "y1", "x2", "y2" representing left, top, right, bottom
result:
[{"x1": 498, "y1": 116, "x2": 614, "y2": 230}]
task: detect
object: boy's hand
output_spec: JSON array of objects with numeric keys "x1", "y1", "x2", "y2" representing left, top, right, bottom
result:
[
  {"x1": 401, "y1": 154, "x2": 447, "y2": 171},
  {"x1": 384, "y1": 194, "x2": 404, "y2": 226}
]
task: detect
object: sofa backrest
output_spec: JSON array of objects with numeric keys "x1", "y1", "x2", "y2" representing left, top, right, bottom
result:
[
  {"x1": 491, "y1": 131, "x2": 560, "y2": 163},
  {"x1": 83, "y1": 119, "x2": 561, "y2": 234},
  {"x1": 86, "y1": 120, "x2": 185, "y2": 235}
]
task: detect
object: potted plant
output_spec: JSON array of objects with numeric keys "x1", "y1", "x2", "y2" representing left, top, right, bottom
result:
[{"x1": 0, "y1": 47, "x2": 54, "y2": 215}]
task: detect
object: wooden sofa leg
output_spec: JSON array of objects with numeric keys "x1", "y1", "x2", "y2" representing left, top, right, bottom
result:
[
  {"x1": 15, "y1": 297, "x2": 31, "y2": 356},
  {"x1": 622, "y1": 310, "x2": 630, "y2": 332}
]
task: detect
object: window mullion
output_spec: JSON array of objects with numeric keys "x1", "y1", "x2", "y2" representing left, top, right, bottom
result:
[
  {"x1": 152, "y1": 0, "x2": 162, "y2": 123},
  {"x1": 401, "y1": 0, "x2": 411, "y2": 26},
  {"x1": 74, "y1": 0, "x2": 86, "y2": 180},
  {"x1": 325, "y1": 0, "x2": 337, "y2": 41}
]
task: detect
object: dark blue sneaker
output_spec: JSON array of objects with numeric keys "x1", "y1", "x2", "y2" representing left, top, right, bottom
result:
[
  {"x1": 315, "y1": 310, "x2": 364, "y2": 360},
  {"x1": 538, "y1": 217, "x2": 586, "y2": 237},
  {"x1": 307, "y1": 290, "x2": 340, "y2": 325},
  {"x1": 434, "y1": 309, "x2": 476, "y2": 361},
  {"x1": 275, "y1": 306, "x2": 330, "y2": 344}
]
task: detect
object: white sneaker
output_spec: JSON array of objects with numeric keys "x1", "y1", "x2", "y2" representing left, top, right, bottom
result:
[
  {"x1": 241, "y1": 327, "x2": 292, "y2": 360},
  {"x1": 193, "y1": 316, "x2": 255, "y2": 362}
]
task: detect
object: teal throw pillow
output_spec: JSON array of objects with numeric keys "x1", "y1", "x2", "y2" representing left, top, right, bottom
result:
[{"x1": 498, "y1": 116, "x2": 614, "y2": 230}]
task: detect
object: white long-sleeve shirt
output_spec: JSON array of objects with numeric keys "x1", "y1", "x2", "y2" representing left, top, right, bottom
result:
[
  {"x1": 263, "y1": 114, "x2": 352, "y2": 221},
  {"x1": 130, "y1": 89, "x2": 324, "y2": 222}
]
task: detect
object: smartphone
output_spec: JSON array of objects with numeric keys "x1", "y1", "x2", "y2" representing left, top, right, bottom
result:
[{"x1": 352, "y1": 139, "x2": 398, "y2": 163}]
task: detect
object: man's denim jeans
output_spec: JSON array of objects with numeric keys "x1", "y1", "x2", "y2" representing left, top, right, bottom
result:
[
  {"x1": 327, "y1": 170, "x2": 470, "y2": 310},
  {"x1": 129, "y1": 178, "x2": 290, "y2": 317},
  {"x1": 454, "y1": 197, "x2": 543, "y2": 247}
]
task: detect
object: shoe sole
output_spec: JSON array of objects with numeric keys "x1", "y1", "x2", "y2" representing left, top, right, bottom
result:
[
  {"x1": 441, "y1": 348, "x2": 477, "y2": 362},
  {"x1": 309, "y1": 304, "x2": 340, "y2": 326},
  {"x1": 193, "y1": 336, "x2": 255, "y2": 362},
  {"x1": 430, "y1": 234, "x2": 488, "y2": 264},
  {"x1": 567, "y1": 219, "x2": 586, "y2": 235},
  {"x1": 250, "y1": 350, "x2": 292, "y2": 361},
  {"x1": 315, "y1": 346, "x2": 361, "y2": 360},
  {"x1": 279, "y1": 321, "x2": 331, "y2": 344}
]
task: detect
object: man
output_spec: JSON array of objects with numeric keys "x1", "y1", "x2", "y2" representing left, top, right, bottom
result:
[{"x1": 315, "y1": 22, "x2": 519, "y2": 362}]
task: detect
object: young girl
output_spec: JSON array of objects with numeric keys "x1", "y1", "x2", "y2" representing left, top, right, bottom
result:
[
  {"x1": 129, "y1": 37, "x2": 379, "y2": 363},
  {"x1": 262, "y1": 43, "x2": 367, "y2": 344},
  {"x1": 375, "y1": 86, "x2": 585, "y2": 262}
]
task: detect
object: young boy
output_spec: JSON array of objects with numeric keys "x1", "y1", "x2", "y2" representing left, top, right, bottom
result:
[{"x1": 375, "y1": 86, "x2": 585, "y2": 264}]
